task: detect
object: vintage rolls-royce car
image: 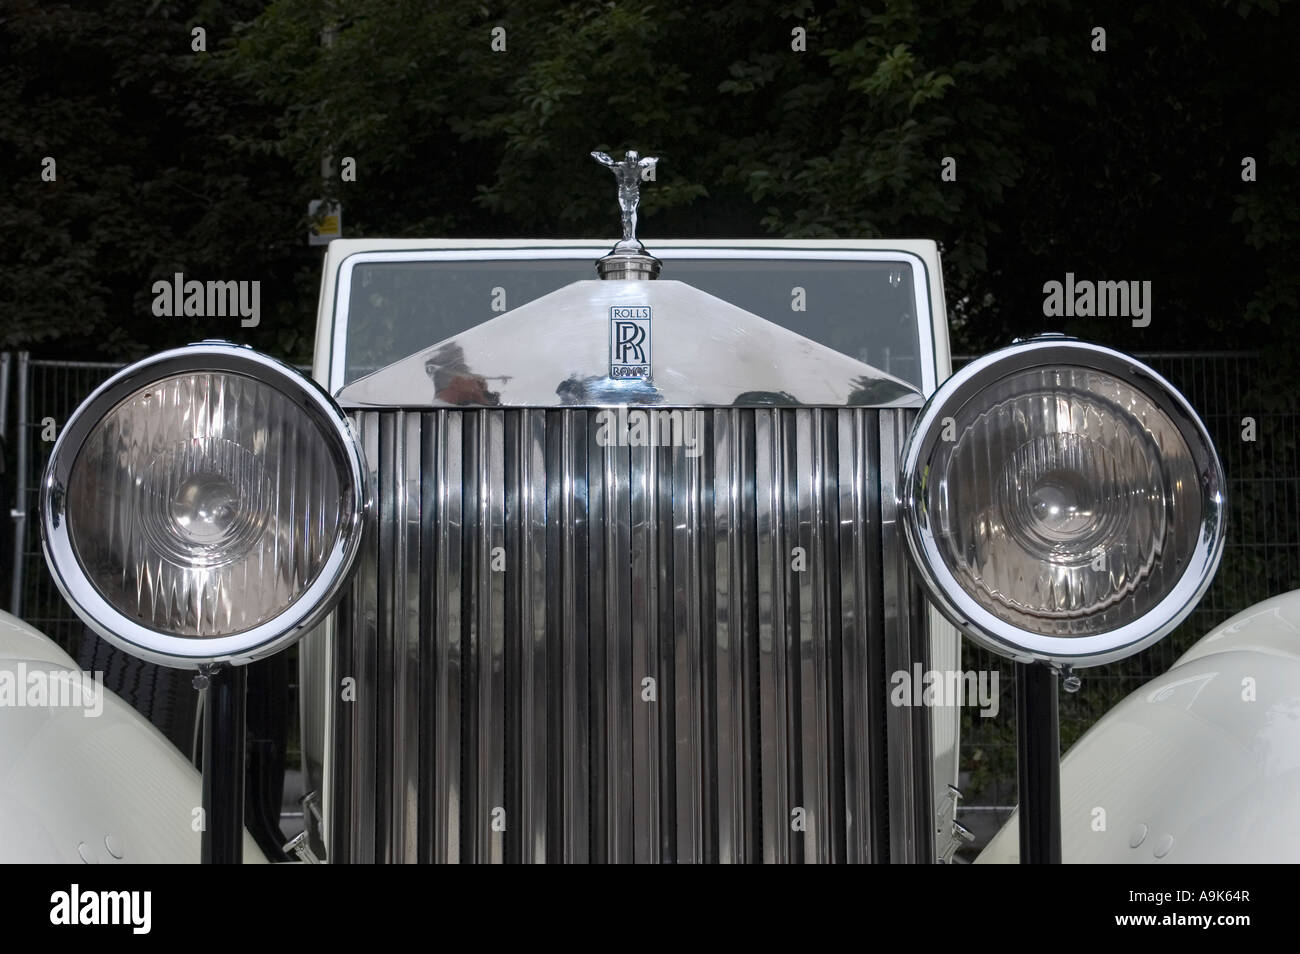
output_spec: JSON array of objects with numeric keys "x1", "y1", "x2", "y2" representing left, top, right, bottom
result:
[{"x1": 8, "y1": 154, "x2": 1297, "y2": 863}]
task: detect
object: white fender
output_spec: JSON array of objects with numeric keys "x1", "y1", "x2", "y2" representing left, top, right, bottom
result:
[
  {"x1": 0, "y1": 611, "x2": 267, "y2": 863},
  {"x1": 977, "y1": 590, "x2": 1300, "y2": 863}
]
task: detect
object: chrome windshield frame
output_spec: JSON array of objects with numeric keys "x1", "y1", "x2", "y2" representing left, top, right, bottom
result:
[{"x1": 326, "y1": 245, "x2": 939, "y2": 398}]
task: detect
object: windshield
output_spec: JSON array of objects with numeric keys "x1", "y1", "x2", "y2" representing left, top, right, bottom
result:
[{"x1": 341, "y1": 254, "x2": 927, "y2": 389}]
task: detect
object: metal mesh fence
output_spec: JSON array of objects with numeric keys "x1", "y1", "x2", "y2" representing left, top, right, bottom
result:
[{"x1": 6, "y1": 358, "x2": 124, "y2": 637}]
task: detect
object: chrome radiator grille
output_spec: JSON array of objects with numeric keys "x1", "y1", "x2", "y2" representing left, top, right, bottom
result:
[{"x1": 330, "y1": 407, "x2": 931, "y2": 863}]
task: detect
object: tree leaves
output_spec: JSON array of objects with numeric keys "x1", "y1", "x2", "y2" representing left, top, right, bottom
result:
[{"x1": 2, "y1": 0, "x2": 1295, "y2": 363}]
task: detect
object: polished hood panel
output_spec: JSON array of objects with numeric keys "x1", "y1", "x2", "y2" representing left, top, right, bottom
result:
[{"x1": 337, "y1": 280, "x2": 922, "y2": 410}]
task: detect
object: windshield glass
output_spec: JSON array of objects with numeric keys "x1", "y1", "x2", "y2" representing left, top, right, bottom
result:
[{"x1": 342, "y1": 255, "x2": 926, "y2": 388}]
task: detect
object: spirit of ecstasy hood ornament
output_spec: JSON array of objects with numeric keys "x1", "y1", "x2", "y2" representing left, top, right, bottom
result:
[
  {"x1": 591, "y1": 148, "x2": 662, "y2": 280},
  {"x1": 591, "y1": 149, "x2": 657, "y2": 243}
]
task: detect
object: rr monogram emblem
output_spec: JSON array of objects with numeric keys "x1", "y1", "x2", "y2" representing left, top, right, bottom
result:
[{"x1": 609, "y1": 305, "x2": 651, "y2": 379}]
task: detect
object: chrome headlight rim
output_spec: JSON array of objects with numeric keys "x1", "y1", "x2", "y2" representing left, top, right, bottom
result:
[
  {"x1": 41, "y1": 342, "x2": 367, "y2": 669},
  {"x1": 901, "y1": 336, "x2": 1227, "y2": 667}
]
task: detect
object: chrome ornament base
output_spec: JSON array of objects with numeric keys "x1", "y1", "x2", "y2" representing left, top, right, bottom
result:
[{"x1": 595, "y1": 239, "x2": 662, "y2": 280}]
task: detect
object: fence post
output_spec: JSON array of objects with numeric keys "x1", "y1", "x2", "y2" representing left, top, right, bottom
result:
[
  {"x1": 0, "y1": 352, "x2": 10, "y2": 445},
  {"x1": 9, "y1": 352, "x2": 29, "y2": 617}
]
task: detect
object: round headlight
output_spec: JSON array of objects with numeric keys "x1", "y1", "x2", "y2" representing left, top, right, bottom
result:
[
  {"x1": 901, "y1": 337, "x2": 1226, "y2": 667},
  {"x1": 42, "y1": 343, "x2": 366, "y2": 667}
]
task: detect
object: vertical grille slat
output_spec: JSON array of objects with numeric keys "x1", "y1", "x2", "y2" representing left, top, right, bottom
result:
[
  {"x1": 711, "y1": 408, "x2": 740, "y2": 861},
  {"x1": 393, "y1": 411, "x2": 422, "y2": 862},
  {"x1": 879, "y1": 409, "x2": 935, "y2": 864},
  {"x1": 755, "y1": 408, "x2": 790, "y2": 863},
  {"x1": 838, "y1": 409, "x2": 887, "y2": 862},
  {"x1": 518, "y1": 408, "x2": 549, "y2": 863},
  {"x1": 586, "y1": 416, "x2": 609, "y2": 860},
  {"x1": 795, "y1": 408, "x2": 832, "y2": 862},
  {"x1": 334, "y1": 406, "x2": 929, "y2": 863},
  {"x1": 478, "y1": 411, "x2": 507, "y2": 863},
  {"x1": 430, "y1": 410, "x2": 463, "y2": 862},
  {"x1": 629, "y1": 436, "x2": 658, "y2": 862},
  {"x1": 606, "y1": 432, "x2": 634, "y2": 861},
  {"x1": 672, "y1": 421, "x2": 705, "y2": 863},
  {"x1": 348, "y1": 413, "x2": 381, "y2": 863},
  {"x1": 557, "y1": 410, "x2": 590, "y2": 862},
  {"x1": 374, "y1": 412, "x2": 396, "y2": 861}
]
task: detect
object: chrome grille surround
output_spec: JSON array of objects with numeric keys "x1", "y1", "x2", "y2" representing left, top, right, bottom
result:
[{"x1": 329, "y1": 406, "x2": 932, "y2": 863}]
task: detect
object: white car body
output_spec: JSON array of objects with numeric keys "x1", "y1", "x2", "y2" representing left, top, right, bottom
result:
[
  {"x1": 978, "y1": 590, "x2": 1300, "y2": 863},
  {"x1": 0, "y1": 611, "x2": 266, "y2": 863}
]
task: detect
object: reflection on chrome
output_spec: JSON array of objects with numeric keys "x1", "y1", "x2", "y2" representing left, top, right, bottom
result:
[{"x1": 338, "y1": 280, "x2": 922, "y2": 410}]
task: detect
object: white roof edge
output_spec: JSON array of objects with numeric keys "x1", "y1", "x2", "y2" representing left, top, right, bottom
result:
[{"x1": 322, "y1": 236, "x2": 938, "y2": 261}]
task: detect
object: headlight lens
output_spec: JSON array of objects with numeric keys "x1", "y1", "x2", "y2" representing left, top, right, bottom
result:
[
  {"x1": 70, "y1": 371, "x2": 346, "y2": 637},
  {"x1": 933, "y1": 366, "x2": 1200, "y2": 635},
  {"x1": 43, "y1": 344, "x2": 366, "y2": 667},
  {"x1": 903, "y1": 338, "x2": 1225, "y2": 666}
]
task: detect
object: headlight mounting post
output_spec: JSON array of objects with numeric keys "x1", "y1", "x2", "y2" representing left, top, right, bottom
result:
[
  {"x1": 196, "y1": 663, "x2": 247, "y2": 864},
  {"x1": 1015, "y1": 662, "x2": 1062, "y2": 864}
]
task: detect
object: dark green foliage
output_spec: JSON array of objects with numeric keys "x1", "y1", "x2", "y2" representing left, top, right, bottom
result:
[{"x1": 2, "y1": 0, "x2": 1295, "y2": 363}]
